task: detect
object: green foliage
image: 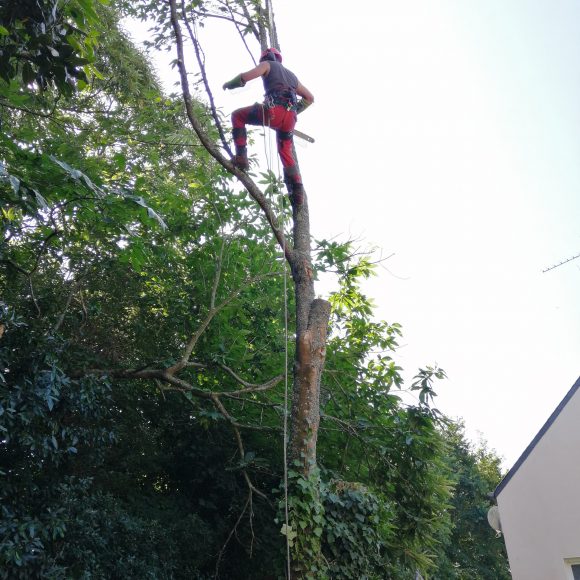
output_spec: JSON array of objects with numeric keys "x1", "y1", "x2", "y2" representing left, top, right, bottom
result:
[
  {"x1": 431, "y1": 423, "x2": 510, "y2": 579},
  {"x1": 0, "y1": 0, "x2": 103, "y2": 94},
  {"x1": 282, "y1": 467, "x2": 328, "y2": 579},
  {"x1": 0, "y1": 2, "x2": 510, "y2": 577},
  {"x1": 315, "y1": 249, "x2": 454, "y2": 576},
  {"x1": 0, "y1": 305, "x2": 116, "y2": 577},
  {"x1": 323, "y1": 481, "x2": 396, "y2": 579}
]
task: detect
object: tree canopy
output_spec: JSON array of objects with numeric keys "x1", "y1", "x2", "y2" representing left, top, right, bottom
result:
[{"x1": 0, "y1": 1, "x2": 509, "y2": 578}]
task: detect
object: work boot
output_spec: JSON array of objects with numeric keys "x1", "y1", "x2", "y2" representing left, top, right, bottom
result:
[
  {"x1": 290, "y1": 183, "x2": 305, "y2": 206},
  {"x1": 232, "y1": 147, "x2": 249, "y2": 171},
  {"x1": 283, "y1": 166, "x2": 304, "y2": 204}
]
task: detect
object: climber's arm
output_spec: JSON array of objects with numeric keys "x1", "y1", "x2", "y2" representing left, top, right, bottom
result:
[
  {"x1": 223, "y1": 62, "x2": 270, "y2": 90},
  {"x1": 296, "y1": 81, "x2": 314, "y2": 114},
  {"x1": 241, "y1": 61, "x2": 270, "y2": 83}
]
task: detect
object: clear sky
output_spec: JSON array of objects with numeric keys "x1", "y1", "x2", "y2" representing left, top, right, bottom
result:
[{"x1": 128, "y1": 0, "x2": 580, "y2": 467}]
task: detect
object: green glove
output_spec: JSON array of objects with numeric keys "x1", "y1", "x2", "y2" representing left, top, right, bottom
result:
[
  {"x1": 222, "y1": 74, "x2": 246, "y2": 90},
  {"x1": 296, "y1": 98, "x2": 312, "y2": 114}
]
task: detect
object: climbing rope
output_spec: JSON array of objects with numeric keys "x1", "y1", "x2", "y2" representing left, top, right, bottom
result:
[{"x1": 262, "y1": 115, "x2": 292, "y2": 579}]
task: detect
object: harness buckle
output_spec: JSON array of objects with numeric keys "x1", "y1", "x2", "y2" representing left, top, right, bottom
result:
[{"x1": 265, "y1": 90, "x2": 297, "y2": 112}]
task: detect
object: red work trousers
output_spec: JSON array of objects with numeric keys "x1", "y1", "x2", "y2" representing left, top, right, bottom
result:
[{"x1": 231, "y1": 103, "x2": 302, "y2": 185}]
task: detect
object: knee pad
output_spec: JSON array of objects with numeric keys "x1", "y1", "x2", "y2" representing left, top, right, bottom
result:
[
  {"x1": 232, "y1": 127, "x2": 247, "y2": 141},
  {"x1": 277, "y1": 130, "x2": 294, "y2": 142},
  {"x1": 283, "y1": 166, "x2": 301, "y2": 185}
]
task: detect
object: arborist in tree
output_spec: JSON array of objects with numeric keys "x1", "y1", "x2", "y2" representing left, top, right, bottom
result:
[{"x1": 223, "y1": 47, "x2": 314, "y2": 205}]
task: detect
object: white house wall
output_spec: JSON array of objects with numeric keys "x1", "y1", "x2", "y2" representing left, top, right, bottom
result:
[{"x1": 497, "y1": 382, "x2": 580, "y2": 580}]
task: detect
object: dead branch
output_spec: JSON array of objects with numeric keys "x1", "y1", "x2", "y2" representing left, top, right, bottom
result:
[
  {"x1": 215, "y1": 362, "x2": 284, "y2": 393},
  {"x1": 210, "y1": 393, "x2": 269, "y2": 501},
  {"x1": 77, "y1": 360, "x2": 279, "y2": 499},
  {"x1": 214, "y1": 493, "x2": 251, "y2": 579}
]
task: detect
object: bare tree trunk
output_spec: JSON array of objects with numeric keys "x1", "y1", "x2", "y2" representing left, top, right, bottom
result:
[{"x1": 288, "y1": 202, "x2": 331, "y2": 474}]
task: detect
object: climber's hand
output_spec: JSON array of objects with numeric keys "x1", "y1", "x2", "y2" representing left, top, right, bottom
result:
[
  {"x1": 296, "y1": 98, "x2": 312, "y2": 114},
  {"x1": 223, "y1": 74, "x2": 246, "y2": 91}
]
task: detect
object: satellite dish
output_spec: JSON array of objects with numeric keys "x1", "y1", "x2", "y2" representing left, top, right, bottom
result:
[{"x1": 487, "y1": 505, "x2": 502, "y2": 533}]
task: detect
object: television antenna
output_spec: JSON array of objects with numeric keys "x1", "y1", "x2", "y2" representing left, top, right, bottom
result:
[{"x1": 542, "y1": 251, "x2": 580, "y2": 273}]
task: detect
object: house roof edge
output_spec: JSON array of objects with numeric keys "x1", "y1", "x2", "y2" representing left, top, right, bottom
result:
[{"x1": 494, "y1": 374, "x2": 580, "y2": 498}]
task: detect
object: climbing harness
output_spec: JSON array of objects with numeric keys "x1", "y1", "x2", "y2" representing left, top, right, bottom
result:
[{"x1": 265, "y1": 89, "x2": 298, "y2": 111}]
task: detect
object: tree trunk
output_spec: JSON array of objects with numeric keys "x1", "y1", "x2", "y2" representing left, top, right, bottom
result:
[{"x1": 288, "y1": 201, "x2": 331, "y2": 474}]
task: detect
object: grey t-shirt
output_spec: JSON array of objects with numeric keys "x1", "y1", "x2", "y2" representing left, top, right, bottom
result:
[{"x1": 262, "y1": 61, "x2": 298, "y2": 96}]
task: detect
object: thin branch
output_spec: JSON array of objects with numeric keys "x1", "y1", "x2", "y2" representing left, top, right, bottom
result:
[
  {"x1": 107, "y1": 135, "x2": 204, "y2": 149},
  {"x1": 2, "y1": 230, "x2": 61, "y2": 278},
  {"x1": 225, "y1": 0, "x2": 260, "y2": 40},
  {"x1": 29, "y1": 276, "x2": 41, "y2": 317},
  {"x1": 170, "y1": 296, "x2": 237, "y2": 374},
  {"x1": 225, "y1": 1, "x2": 257, "y2": 64},
  {"x1": 0, "y1": 97, "x2": 63, "y2": 124},
  {"x1": 210, "y1": 239, "x2": 225, "y2": 310},
  {"x1": 234, "y1": 422, "x2": 280, "y2": 432},
  {"x1": 210, "y1": 393, "x2": 269, "y2": 501},
  {"x1": 52, "y1": 276, "x2": 84, "y2": 333},
  {"x1": 191, "y1": 9, "x2": 248, "y2": 28},
  {"x1": 321, "y1": 413, "x2": 359, "y2": 436},
  {"x1": 30, "y1": 230, "x2": 61, "y2": 275},
  {"x1": 0, "y1": 259, "x2": 29, "y2": 276},
  {"x1": 180, "y1": 1, "x2": 233, "y2": 156},
  {"x1": 215, "y1": 362, "x2": 283, "y2": 393},
  {"x1": 220, "y1": 393, "x2": 279, "y2": 409},
  {"x1": 76, "y1": 364, "x2": 273, "y2": 506},
  {"x1": 162, "y1": 384, "x2": 280, "y2": 430},
  {"x1": 224, "y1": 375, "x2": 284, "y2": 396},
  {"x1": 168, "y1": 272, "x2": 277, "y2": 374},
  {"x1": 214, "y1": 494, "x2": 251, "y2": 579},
  {"x1": 183, "y1": 360, "x2": 284, "y2": 397}
]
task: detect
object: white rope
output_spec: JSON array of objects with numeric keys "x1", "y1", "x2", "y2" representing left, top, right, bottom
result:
[{"x1": 262, "y1": 114, "x2": 291, "y2": 579}]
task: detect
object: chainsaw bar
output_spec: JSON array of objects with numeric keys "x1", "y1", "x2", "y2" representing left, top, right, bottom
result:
[{"x1": 294, "y1": 129, "x2": 315, "y2": 143}]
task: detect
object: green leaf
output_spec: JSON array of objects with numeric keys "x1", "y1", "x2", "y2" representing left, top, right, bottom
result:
[
  {"x1": 9, "y1": 175, "x2": 20, "y2": 194},
  {"x1": 33, "y1": 190, "x2": 49, "y2": 210},
  {"x1": 280, "y1": 524, "x2": 297, "y2": 542}
]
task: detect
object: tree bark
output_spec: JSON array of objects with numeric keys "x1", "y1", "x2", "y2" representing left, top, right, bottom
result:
[{"x1": 289, "y1": 296, "x2": 331, "y2": 472}]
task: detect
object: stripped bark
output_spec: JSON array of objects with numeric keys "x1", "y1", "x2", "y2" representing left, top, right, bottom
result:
[{"x1": 289, "y1": 299, "x2": 331, "y2": 470}]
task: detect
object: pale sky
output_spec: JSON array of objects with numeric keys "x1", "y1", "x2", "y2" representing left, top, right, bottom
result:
[{"x1": 128, "y1": 0, "x2": 580, "y2": 468}]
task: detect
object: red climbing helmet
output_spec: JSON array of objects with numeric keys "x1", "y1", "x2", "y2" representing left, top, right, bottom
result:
[{"x1": 259, "y1": 47, "x2": 282, "y2": 63}]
